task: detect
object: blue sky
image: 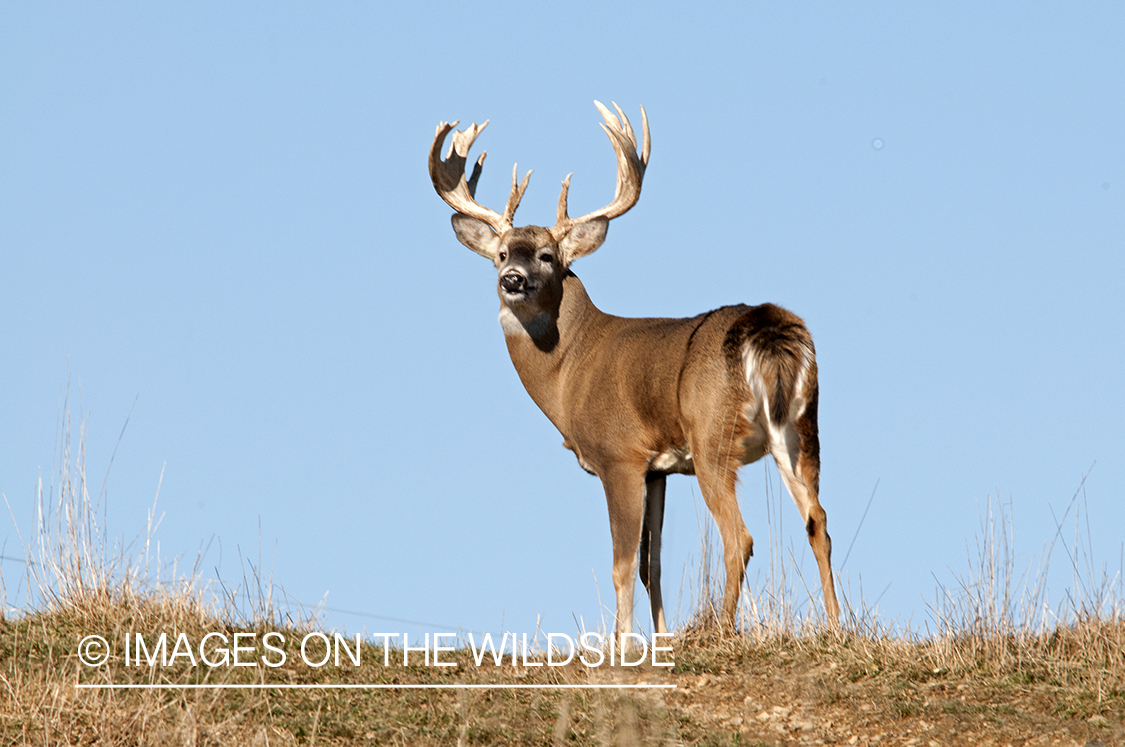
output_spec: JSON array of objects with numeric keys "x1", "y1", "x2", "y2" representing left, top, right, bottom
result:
[{"x1": 2, "y1": 3, "x2": 1122, "y2": 638}]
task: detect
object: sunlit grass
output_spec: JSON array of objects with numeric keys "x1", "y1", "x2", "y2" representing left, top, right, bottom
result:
[{"x1": 1, "y1": 405, "x2": 1122, "y2": 744}]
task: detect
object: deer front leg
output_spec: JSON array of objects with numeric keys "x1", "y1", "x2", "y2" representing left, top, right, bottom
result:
[
  {"x1": 600, "y1": 464, "x2": 647, "y2": 650},
  {"x1": 639, "y1": 472, "x2": 668, "y2": 635}
]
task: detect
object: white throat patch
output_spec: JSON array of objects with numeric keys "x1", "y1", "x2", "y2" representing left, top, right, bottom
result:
[{"x1": 498, "y1": 306, "x2": 551, "y2": 339}]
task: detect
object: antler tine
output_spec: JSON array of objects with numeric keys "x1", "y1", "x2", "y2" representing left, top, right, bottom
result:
[
  {"x1": 610, "y1": 102, "x2": 635, "y2": 148},
  {"x1": 556, "y1": 173, "x2": 573, "y2": 227},
  {"x1": 551, "y1": 102, "x2": 649, "y2": 239},
  {"x1": 639, "y1": 105, "x2": 651, "y2": 165},
  {"x1": 429, "y1": 119, "x2": 511, "y2": 234},
  {"x1": 501, "y1": 163, "x2": 533, "y2": 227},
  {"x1": 610, "y1": 101, "x2": 651, "y2": 165},
  {"x1": 595, "y1": 100, "x2": 620, "y2": 130}
]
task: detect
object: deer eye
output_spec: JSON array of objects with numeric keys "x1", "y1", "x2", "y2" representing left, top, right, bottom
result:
[
  {"x1": 498, "y1": 251, "x2": 507, "y2": 262},
  {"x1": 539, "y1": 252, "x2": 553, "y2": 263}
]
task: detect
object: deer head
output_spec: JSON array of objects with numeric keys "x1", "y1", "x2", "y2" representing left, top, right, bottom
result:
[{"x1": 429, "y1": 102, "x2": 649, "y2": 322}]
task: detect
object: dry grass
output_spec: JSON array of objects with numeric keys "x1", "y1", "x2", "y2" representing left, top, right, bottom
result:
[{"x1": 1, "y1": 412, "x2": 1123, "y2": 745}]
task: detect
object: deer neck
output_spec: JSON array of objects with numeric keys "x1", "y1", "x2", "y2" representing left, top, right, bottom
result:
[{"x1": 498, "y1": 271, "x2": 606, "y2": 427}]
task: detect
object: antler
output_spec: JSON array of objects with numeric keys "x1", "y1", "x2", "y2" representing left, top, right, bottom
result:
[
  {"x1": 551, "y1": 102, "x2": 650, "y2": 240},
  {"x1": 429, "y1": 119, "x2": 531, "y2": 235}
]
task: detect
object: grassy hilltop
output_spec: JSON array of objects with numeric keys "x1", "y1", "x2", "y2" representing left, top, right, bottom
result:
[
  {"x1": 2, "y1": 426, "x2": 1122, "y2": 745},
  {"x1": 3, "y1": 595, "x2": 1123, "y2": 745}
]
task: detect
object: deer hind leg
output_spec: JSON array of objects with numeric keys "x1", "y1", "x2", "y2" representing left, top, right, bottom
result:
[
  {"x1": 768, "y1": 412, "x2": 840, "y2": 623},
  {"x1": 600, "y1": 464, "x2": 648, "y2": 647},
  {"x1": 691, "y1": 430, "x2": 754, "y2": 625},
  {"x1": 638, "y1": 472, "x2": 668, "y2": 635}
]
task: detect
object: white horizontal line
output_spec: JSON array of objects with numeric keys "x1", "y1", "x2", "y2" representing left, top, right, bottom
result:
[{"x1": 76, "y1": 683, "x2": 675, "y2": 690}]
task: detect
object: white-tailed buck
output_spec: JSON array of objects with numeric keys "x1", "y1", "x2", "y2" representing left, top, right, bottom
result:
[{"x1": 429, "y1": 102, "x2": 840, "y2": 641}]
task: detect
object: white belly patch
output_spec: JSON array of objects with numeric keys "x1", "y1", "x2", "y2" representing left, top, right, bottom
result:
[{"x1": 651, "y1": 445, "x2": 694, "y2": 474}]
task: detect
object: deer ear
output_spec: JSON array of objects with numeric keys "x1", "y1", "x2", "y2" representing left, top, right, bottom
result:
[
  {"x1": 451, "y1": 214, "x2": 502, "y2": 261},
  {"x1": 559, "y1": 217, "x2": 609, "y2": 264}
]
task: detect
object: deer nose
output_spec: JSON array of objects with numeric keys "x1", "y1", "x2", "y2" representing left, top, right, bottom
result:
[{"x1": 501, "y1": 273, "x2": 526, "y2": 293}]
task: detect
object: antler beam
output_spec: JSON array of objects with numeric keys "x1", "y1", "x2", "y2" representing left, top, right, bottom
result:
[
  {"x1": 429, "y1": 120, "x2": 531, "y2": 236},
  {"x1": 551, "y1": 101, "x2": 650, "y2": 239}
]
